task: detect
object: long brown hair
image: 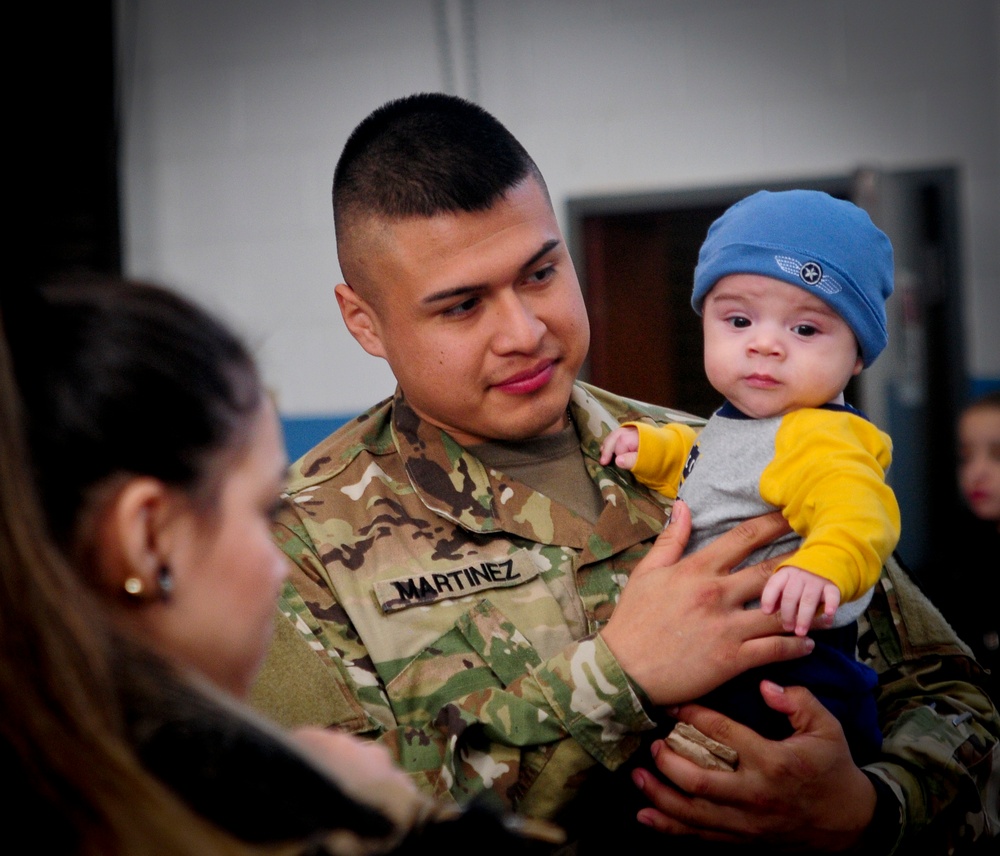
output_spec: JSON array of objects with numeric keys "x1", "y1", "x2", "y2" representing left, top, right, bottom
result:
[{"x1": 0, "y1": 305, "x2": 288, "y2": 855}]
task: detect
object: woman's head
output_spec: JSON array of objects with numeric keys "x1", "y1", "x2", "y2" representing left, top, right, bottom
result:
[
  {"x1": 958, "y1": 390, "x2": 1000, "y2": 529},
  {"x1": 6, "y1": 276, "x2": 289, "y2": 696},
  {"x1": 12, "y1": 276, "x2": 263, "y2": 545}
]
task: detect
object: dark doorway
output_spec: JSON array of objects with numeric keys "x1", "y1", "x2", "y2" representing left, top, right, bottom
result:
[
  {"x1": 576, "y1": 204, "x2": 726, "y2": 419},
  {"x1": 567, "y1": 168, "x2": 966, "y2": 578}
]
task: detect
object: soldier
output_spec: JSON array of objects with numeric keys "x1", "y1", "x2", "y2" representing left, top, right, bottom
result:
[{"x1": 252, "y1": 93, "x2": 999, "y2": 852}]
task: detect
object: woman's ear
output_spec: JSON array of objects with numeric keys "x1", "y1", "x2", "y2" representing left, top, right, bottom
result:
[
  {"x1": 335, "y1": 283, "x2": 387, "y2": 359},
  {"x1": 91, "y1": 476, "x2": 178, "y2": 599}
]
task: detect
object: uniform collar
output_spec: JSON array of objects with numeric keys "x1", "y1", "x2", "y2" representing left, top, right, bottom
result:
[{"x1": 390, "y1": 385, "x2": 669, "y2": 556}]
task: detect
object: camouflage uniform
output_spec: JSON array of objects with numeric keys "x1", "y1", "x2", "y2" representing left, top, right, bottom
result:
[{"x1": 252, "y1": 382, "x2": 999, "y2": 852}]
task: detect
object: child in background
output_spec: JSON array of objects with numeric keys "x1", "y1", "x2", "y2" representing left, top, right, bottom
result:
[
  {"x1": 957, "y1": 390, "x2": 1000, "y2": 533},
  {"x1": 601, "y1": 189, "x2": 899, "y2": 763},
  {"x1": 923, "y1": 390, "x2": 1000, "y2": 694}
]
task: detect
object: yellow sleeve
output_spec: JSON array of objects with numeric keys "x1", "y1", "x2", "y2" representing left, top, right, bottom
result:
[
  {"x1": 626, "y1": 421, "x2": 698, "y2": 498},
  {"x1": 760, "y1": 409, "x2": 900, "y2": 601}
]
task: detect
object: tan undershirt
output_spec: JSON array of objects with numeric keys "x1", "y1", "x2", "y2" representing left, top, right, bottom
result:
[{"x1": 467, "y1": 421, "x2": 606, "y2": 524}]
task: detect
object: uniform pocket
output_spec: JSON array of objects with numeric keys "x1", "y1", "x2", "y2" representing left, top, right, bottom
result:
[{"x1": 386, "y1": 597, "x2": 541, "y2": 726}]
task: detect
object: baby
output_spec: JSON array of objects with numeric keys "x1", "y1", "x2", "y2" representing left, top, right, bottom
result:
[{"x1": 601, "y1": 189, "x2": 899, "y2": 762}]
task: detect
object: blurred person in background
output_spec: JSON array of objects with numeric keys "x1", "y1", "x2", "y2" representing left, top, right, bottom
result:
[
  {"x1": 922, "y1": 390, "x2": 1000, "y2": 697},
  {"x1": 0, "y1": 275, "x2": 561, "y2": 856}
]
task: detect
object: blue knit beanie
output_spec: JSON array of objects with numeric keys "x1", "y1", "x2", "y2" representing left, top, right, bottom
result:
[{"x1": 692, "y1": 189, "x2": 894, "y2": 367}]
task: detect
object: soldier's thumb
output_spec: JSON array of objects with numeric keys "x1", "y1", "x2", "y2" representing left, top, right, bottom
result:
[{"x1": 639, "y1": 500, "x2": 691, "y2": 576}]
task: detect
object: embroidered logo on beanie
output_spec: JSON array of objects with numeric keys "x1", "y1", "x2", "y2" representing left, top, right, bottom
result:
[
  {"x1": 692, "y1": 190, "x2": 894, "y2": 367},
  {"x1": 775, "y1": 256, "x2": 840, "y2": 295}
]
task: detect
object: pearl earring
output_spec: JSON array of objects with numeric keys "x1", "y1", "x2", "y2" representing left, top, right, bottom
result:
[{"x1": 123, "y1": 577, "x2": 144, "y2": 597}]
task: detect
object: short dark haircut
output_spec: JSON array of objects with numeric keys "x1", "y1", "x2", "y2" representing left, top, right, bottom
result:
[{"x1": 333, "y1": 92, "x2": 546, "y2": 235}]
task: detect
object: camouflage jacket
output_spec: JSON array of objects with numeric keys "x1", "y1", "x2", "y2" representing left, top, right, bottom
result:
[{"x1": 252, "y1": 382, "x2": 999, "y2": 852}]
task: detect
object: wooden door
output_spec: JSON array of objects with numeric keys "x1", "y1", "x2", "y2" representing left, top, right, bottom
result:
[{"x1": 580, "y1": 206, "x2": 725, "y2": 419}]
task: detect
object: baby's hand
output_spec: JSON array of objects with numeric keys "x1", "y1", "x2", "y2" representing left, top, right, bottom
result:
[
  {"x1": 760, "y1": 565, "x2": 841, "y2": 636},
  {"x1": 599, "y1": 425, "x2": 640, "y2": 469}
]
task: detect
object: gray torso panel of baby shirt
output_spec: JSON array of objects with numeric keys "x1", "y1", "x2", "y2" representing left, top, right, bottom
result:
[{"x1": 676, "y1": 407, "x2": 871, "y2": 625}]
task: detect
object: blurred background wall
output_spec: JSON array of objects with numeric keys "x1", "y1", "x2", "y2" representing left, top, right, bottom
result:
[{"x1": 112, "y1": 0, "x2": 1000, "y2": 415}]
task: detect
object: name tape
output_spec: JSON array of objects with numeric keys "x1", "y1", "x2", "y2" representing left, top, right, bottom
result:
[{"x1": 373, "y1": 554, "x2": 542, "y2": 613}]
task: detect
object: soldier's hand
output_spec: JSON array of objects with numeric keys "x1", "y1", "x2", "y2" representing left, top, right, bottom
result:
[
  {"x1": 630, "y1": 681, "x2": 877, "y2": 851},
  {"x1": 599, "y1": 501, "x2": 812, "y2": 706}
]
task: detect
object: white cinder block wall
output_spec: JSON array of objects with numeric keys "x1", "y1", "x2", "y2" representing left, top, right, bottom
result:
[{"x1": 118, "y1": 0, "x2": 1000, "y2": 422}]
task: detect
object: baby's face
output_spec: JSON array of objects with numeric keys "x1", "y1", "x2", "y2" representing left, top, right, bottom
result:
[{"x1": 701, "y1": 274, "x2": 863, "y2": 419}]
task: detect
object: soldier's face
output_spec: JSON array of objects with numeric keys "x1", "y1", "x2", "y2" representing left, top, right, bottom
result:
[{"x1": 337, "y1": 177, "x2": 590, "y2": 446}]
